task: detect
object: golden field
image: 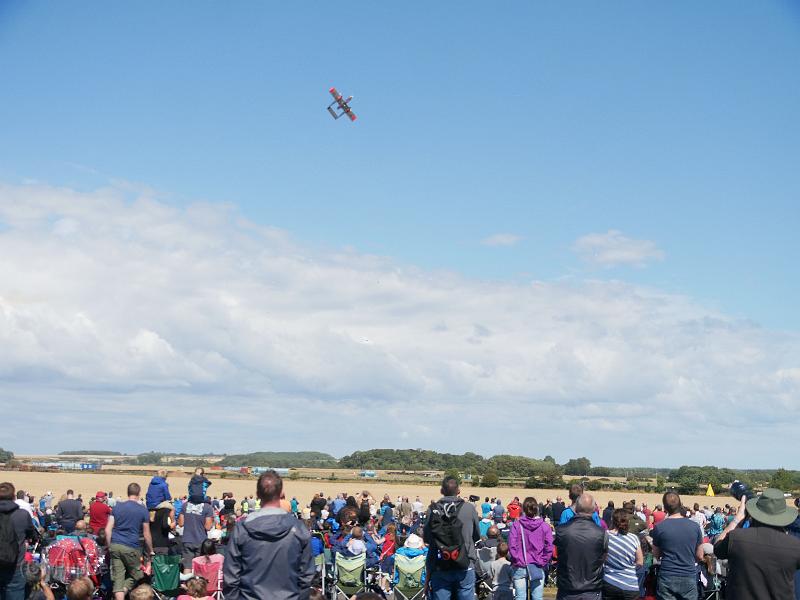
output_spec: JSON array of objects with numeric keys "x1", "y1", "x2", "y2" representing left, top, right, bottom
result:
[{"x1": 2, "y1": 469, "x2": 728, "y2": 509}]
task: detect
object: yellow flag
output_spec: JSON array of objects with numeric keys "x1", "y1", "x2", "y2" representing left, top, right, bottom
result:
[{"x1": 705, "y1": 484, "x2": 715, "y2": 497}]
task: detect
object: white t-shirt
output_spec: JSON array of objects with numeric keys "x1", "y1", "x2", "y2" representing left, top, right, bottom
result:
[{"x1": 15, "y1": 499, "x2": 34, "y2": 519}]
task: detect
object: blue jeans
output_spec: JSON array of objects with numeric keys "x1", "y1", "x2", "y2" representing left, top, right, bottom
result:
[
  {"x1": 657, "y1": 575, "x2": 698, "y2": 600},
  {"x1": 429, "y1": 567, "x2": 476, "y2": 600},
  {"x1": 0, "y1": 566, "x2": 26, "y2": 600},
  {"x1": 511, "y1": 566, "x2": 543, "y2": 600}
]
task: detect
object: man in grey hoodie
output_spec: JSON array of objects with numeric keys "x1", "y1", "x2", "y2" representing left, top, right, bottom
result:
[
  {"x1": 223, "y1": 470, "x2": 314, "y2": 600},
  {"x1": 424, "y1": 476, "x2": 481, "y2": 600}
]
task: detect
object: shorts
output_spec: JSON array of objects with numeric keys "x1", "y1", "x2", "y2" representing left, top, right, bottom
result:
[
  {"x1": 181, "y1": 544, "x2": 201, "y2": 570},
  {"x1": 110, "y1": 543, "x2": 144, "y2": 593}
]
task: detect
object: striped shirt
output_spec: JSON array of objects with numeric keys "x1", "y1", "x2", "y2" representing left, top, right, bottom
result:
[{"x1": 603, "y1": 531, "x2": 640, "y2": 592}]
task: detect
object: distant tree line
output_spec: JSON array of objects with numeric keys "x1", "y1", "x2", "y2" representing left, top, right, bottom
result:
[
  {"x1": 58, "y1": 450, "x2": 122, "y2": 456},
  {"x1": 9, "y1": 446, "x2": 797, "y2": 494}
]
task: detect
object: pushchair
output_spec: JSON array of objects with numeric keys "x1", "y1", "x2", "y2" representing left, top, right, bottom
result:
[
  {"x1": 44, "y1": 536, "x2": 103, "y2": 595},
  {"x1": 392, "y1": 553, "x2": 426, "y2": 600},
  {"x1": 475, "y1": 544, "x2": 497, "y2": 600}
]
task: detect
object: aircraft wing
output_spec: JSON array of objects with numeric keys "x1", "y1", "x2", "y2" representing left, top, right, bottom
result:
[{"x1": 329, "y1": 87, "x2": 341, "y2": 101}]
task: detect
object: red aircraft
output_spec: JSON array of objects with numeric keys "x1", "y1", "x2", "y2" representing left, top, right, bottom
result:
[{"x1": 327, "y1": 87, "x2": 357, "y2": 122}]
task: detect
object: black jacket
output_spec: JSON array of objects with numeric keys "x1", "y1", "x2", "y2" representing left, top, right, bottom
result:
[
  {"x1": 555, "y1": 515, "x2": 607, "y2": 594},
  {"x1": 715, "y1": 523, "x2": 800, "y2": 600},
  {"x1": 0, "y1": 500, "x2": 34, "y2": 568},
  {"x1": 223, "y1": 508, "x2": 315, "y2": 600},
  {"x1": 551, "y1": 502, "x2": 566, "y2": 523},
  {"x1": 55, "y1": 498, "x2": 84, "y2": 527}
]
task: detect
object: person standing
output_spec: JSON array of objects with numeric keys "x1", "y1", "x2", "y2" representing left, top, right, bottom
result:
[
  {"x1": 223, "y1": 470, "x2": 314, "y2": 600},
  {"x1": 651, "y1": 491, "x2": 703, "y2": 600},
  {"x1": 602, "y1": 501, "x2": 615, "y2": 529},
  {"x1": 507, "y1": 497, "x2": 553, "y2": 600},
  {"x1": 714, "y1": 489, "x2": 800, "y2": 599},
  {"x1": 551, "y1": 497, "x2": 566, "y2": 524},
  {"x1": 88, "y1": 492, "x2": 112, "y2": 537},
  {"x1": 0, "y1": 482, "x2": 35, "y2": 600},
  {"x1": 423, "y1": 476, "x2": 481, "y2": 600},
  {"x1": 507, "y1": 497, "x2": 522, "y2": 522},
  {"x1": 55, "y1": 490, "x2": 84, "y2": 534},
  {"x1": 559, "y1": 485, "x2": 603, "y2": 527},
  {"x1": 178, "y1": 497, "x2": 214, "y2": 571},
  {"x1": 554, "y1": 494, "x2": 607, "y2": 600},
  {"x1": 603, "y1": 509, "x2": 643, "y2": 600},
  {"x1": 105, "y1": 483, "x2": 153, "y2": 600}
]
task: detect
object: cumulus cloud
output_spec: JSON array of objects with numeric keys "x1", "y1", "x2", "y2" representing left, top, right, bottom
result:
[
  {"x1": 0, "y1": 182, "x2": 797, "y2": 465},
  {"x1": 573, "y1": 230, "x2": 665, "y2": 267},
  {"x1": 480, "y1": 233, "x2": 522, "y2": 247}
]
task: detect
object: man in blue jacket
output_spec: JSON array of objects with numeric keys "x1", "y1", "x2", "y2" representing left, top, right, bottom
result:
[{"x1": 145, "y1": 470, "x2": 172, "y2": 510}]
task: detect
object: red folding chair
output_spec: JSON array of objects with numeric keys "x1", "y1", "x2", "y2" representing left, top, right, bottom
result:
[{"x1": 192, "y1": 555, "x2": 224, "y2": 599}]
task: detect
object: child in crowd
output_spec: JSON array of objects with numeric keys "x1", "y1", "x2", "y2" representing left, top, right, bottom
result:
[
  {"x1": 65, "y1": 577, "x2": 95, "y2": 600},
  {"x1": 347, "y1": 526, "x2": 367, "y2": 556},
  {"x1": 490, "y1": 542, "x2": 514, "y2": 600},
  {"x1": 177, "y1": 577, "x2": 212, "y2": 600},
  {"x1": 129, "y1": 584, "x2": 155, "y2": 600}
]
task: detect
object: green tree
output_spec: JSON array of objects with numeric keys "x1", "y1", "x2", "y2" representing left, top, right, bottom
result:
[
  {"x1": 481, "y1": 471, "x2": 499, "y2": 487},
  {"x1": 135, "y1": 452, "x2": 163, "y2": 466},
  {"x1": 563, "y1": 457, "x2": 591, "y2": 476},
  {"x1": 0, "y1": 448, "x2": 14, "y2": 463},
  {"x1": 589, "y1": 466, "x2": 611, "y2": 477},
  {"x1": 655, "y1": 475, "x2": 666, "y2": 493},
  {"x1": 770, "y1": 468, "x2": 795, "y2": 491},
  {"x1": 444, "y1": 469, "x2": 462, "y2": 484}
]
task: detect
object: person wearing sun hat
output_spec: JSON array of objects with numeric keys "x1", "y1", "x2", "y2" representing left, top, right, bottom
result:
[{"x1": 714, "y1": 488, "x2": 800, "y2": 600}]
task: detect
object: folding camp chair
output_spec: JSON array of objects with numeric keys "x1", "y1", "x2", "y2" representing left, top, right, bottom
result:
[
  {"x1": 332, "y1": 553, "x2": 366, "y2": 599},
  {"x1": 192, "y1": 556, "x2": 224, "y2": 600},
  {"x1": 392, "y1": 553, "x2": 426, "y2": 600},
  {"x1": 151, "y1": 554, "x2": 181, "y2": 600}
]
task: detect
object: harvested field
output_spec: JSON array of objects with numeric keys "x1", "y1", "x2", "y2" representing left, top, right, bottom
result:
[{"x1": 3, "y1": 469, "x2": 732, "y2": 509}]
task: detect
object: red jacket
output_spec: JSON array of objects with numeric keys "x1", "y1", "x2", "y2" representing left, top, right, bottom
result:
[{"x1": 507, "y1": 500, "x2": 521, "y2": 520}]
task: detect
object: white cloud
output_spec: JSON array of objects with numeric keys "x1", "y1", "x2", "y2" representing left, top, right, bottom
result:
[
  {"x1": 480, "y1": 233, "x2": 523, "y2": 247},
  {"x1": 0, "y1": 182, "x2": 797, "y2": 466},
  {"x1": 573, "y1": 230, "x2": 665, "y2": 267}
]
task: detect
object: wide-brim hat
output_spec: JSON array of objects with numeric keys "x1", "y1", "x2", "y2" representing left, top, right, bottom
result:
[
  {"x1": 404, "y1": 534, "x2": 424, "y2": 549},
  {"x1": 746, "y1": 488, "x2": 798, "y2": 527}
]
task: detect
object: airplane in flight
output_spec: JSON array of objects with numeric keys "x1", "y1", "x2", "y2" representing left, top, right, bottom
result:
[{"x1": 327, "y1": 87, "x2": 357, "y2": 122}]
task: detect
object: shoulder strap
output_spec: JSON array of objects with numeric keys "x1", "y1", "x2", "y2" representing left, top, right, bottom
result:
[{"x1": 519, "y1": 521, "x2": 528, "y2": 563}]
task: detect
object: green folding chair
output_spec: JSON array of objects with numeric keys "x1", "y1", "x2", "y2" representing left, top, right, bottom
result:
[
  {"x1": 151, "y1": 554, "x2": 181, "y2": 599},
  {"x1": 393, "y1": 553, "x2": 426, "y2": 600},
  {"x1": 333, "y1": 553, "x2": 366, "y2": 599}
]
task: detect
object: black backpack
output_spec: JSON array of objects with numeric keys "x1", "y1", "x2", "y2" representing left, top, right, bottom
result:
[
  {"x1": 0, "y1": 509, "x2": 19, "y2": 569},
  {"x1": 428, "y1": 499, "x2": 470, "y2": 570}
]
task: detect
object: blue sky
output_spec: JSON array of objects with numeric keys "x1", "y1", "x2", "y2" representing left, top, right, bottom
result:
[{"x1": 0, "y1": 2, "x2": 798, "y2": 465}]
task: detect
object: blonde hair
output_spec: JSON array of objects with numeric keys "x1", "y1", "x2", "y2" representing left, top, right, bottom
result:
[
  {"x1": 185, "y1": 577, "x2": 209, "y2": 598},
  {"x1": 351, "y1": 526, "x2": 363, "y2": 539},
  {"x1": 66, "y1": 577, "x2": 95, "y2": 600},
  {"x1": 129, "y1": 584, "x2": 155, "y2": 600}
]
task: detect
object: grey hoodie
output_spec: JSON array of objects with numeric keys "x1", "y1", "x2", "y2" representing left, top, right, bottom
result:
[
  {"x1": 223, "y1": 507, "x2": 314, "y2": 600},
  {"x1": 423, "y1": 496, "x2": 481, "y2": 574}
]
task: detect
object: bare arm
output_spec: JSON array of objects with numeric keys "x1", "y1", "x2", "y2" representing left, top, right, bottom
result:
[
  {"x1": 715, "y1": 499, "x2": 746, "y2": 545},
  {"x1": 142, "y1": 522, "x2": 154, "y2": 557},
  {"x1": 204, "y1": 517, "x2": 214, "y2": 532},
  {"x1": 104, "y1": 515, "x2": 114, "y2": 546},
  {"x1": 695, "y1": 543, "x2": 705, "y2": 562},
  {"x1": 635, "y1": 543, "x2": 644, "y2": 567}
]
